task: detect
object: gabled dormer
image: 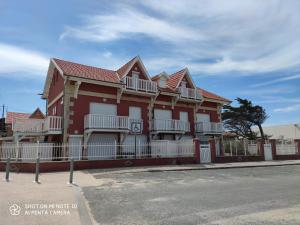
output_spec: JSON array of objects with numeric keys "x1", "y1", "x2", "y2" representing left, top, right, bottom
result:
[
  {"x1": 152, "y1": 72, "x2": 169, "y2": 88},
  {"x1": 117, "y1": 56, "x2": 157, "y2": 94},
  {"x1": 168, "y1": 68, "x2": 202, "y2": 100}
]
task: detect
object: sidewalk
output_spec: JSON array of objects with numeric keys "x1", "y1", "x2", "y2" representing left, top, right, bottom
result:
[
  {"x1": 0, "y1": 172, "x2": 96, "y2": 225},
  {"x1": 87, "y1": 160, "x2": 300, "y2": 175}
]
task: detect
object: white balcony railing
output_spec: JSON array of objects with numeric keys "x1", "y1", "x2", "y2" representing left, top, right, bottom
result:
[
  {"x1": 44, "y1": 116, "x2": 63, "y2": 132},
  {"x1": 84, "y1": 114, "x2": 143, "y2": 131},
  {"x1": 152, "y1": 119, "x2": 190, "y2": 132},
  {"x1": 195, "y1": 122, "x2": 223, "y2": 134},
  {"x1": 13, "y1": 116, "x2": 62, "y2": 133},
  {"x1": 177, "y1": 87, "x2": 202, "y2": 100},
  {"x1": 122, "y1": 77, "x2": 157, "y2": 93}
]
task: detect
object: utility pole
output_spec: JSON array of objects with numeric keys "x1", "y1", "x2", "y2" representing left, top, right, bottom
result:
[{"x1": 1, "y1": 104, "x2": 5, "y2": 118}]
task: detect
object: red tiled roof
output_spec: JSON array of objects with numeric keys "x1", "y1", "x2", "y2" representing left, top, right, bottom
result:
[
  {"x1": 158, "y1": 87, "x2": 179, "y2": 93},
  {"x1": 151, "y1": 74, "x2": 160, "y2": 81},
  {"x1": 53, "y1": 58, "x2": 120, "y2": 83},
  {"x1": 49, "y1": 57, "x2": 230, "y2": 103},
  {"x1": 5, "y1": 112, "x2": 31, "y2": 124},
  {"x1": 167, "y1": 68, "x2": 186, "y2": 90},
  {"x1": 197, "y1": 88, "x2": 231, "y2": 103},
  {"x1": 116, "y1": 57, "x2": 136, "y2": 79}
]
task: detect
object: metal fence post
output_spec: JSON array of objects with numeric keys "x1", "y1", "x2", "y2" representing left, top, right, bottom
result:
[
  {"x1": 34, "y1": 157, "x2": 40, "y2": 183},
  {"x1": 69, "y1": 158, "x2": 74, "y2": 184},
  {"x1": 5, "y1": 157, "x2": 10, "y2": 182}
]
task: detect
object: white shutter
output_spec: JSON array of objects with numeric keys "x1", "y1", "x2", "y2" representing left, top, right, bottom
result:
[
  {"x1": 129, "y1": 107, "x2": 141, "y2": 119},
  {"x1": 180, "y1": 112, "x2": 188, "y2": 122},
  {"x1": 90, "y1": 103, "x2": 117, "y2": 115},
  {"x1": 196, "y1": 113, "x2": 210, "y2": 122},
  {"x1": 154, "y1": 109, "x2": 172, "y2": 120}
]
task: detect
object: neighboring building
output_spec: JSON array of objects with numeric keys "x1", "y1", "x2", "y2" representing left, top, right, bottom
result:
[
  {"x1": 6, "y1": 56, "x2": 230, "y2": 147},
  {"x1": 253, "y1": 124, "x2": 300, "y2": 140},
  {"x1": 3, "y1": 108, "x2": 46, "y2": 142}
]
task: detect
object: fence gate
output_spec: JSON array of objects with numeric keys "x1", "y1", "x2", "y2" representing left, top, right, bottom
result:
[
  {"x1": 200, "y1": 144, "x2": 211, "y2": 163},
  {"x1": 264, "y1": 144, "x2": 273, "y2": 161}
]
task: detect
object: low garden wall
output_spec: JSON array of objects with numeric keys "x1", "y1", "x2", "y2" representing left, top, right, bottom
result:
[{"x1": 0, "y1": 157, "x2": 197, "y2": 173}]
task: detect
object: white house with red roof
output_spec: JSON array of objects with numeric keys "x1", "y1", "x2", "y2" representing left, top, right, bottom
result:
[{"x1": 6, "y1": 56, "x2": 230, "y2": 151}]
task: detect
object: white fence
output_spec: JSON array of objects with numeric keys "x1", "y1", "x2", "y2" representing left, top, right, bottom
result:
[
  {"x1": 222, "y1": 140, "x2": 261, "y2": 156},
  {"x1": 150, "y1": 140, "x2": 194, "y2": 158},
  {"x1": 0, "y1": 140, "x2": 194, "y2": 161},
  {"x1": 1, "y1": 142, "x2": 57, "y2": 162},
  {"x1": 276, "y1": 140, "x2": 297, "y2": 155}
]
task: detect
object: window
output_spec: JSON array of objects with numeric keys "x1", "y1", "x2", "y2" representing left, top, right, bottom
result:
[
  {"x1": 181, "y1": 81, "x2": 187, "y2": 88},
  {"x1": 159, "y1": 79, "x2": 166, "y2": 88},
  {"x1": 132, "y1": 71, "x2": 140, "y2": 79}
]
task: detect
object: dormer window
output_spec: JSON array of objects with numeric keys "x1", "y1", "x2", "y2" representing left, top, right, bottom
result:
[
  {"x1": 181, "y1": 81, "x2": 187, "y2": 88},
  {"x1": 132, "y1": 71, "x2": 140, "y2": 79},
  {"x1": 159, "y1": 79, "x2": 166, "y2": 88}
]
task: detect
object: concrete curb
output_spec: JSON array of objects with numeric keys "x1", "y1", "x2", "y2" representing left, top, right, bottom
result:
[
  {"x1": 152, "y1": 162, "x2": 300, "y2": 172},
  {"x1": 91, "y1": 161, "x2": 300, "y2": 175}
]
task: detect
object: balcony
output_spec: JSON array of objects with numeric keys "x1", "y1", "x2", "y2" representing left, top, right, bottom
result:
[
  {"x1": 177, "y1": 87, "x2": 202, "y2": 100},
  {"x1": 122, "y1": 77, "x2": 157, "y2": 93},
  {"x1": 84, "y1": 114, "x2": 143, "y2": 132},
  {"x1": 151, "y1": 119, "x2": 190, "y2": 133},
  {"x1": 195, "y1": 122, "x2": 223, "y2": 134},
  {"x1": 13, "y1": 116, "x2": 62, "y2": 134}
]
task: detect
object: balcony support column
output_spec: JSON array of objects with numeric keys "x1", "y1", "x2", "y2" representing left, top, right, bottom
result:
[
  {"x1": 73, "y1": 81, "x2": 81, "y2": 99},
  {"x1": 117, "y1": 87, "x2": 123, "y2": 104},
  {"x1": 171, "y1": 95, "x2": 179, "y2": 109}
]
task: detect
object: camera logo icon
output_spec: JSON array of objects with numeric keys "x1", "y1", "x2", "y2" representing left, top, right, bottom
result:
[{"x1": 9, "y1": 204, "x2": 21, "y2": 216}]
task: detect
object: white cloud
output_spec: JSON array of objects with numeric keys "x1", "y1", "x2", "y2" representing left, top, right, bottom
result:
[
  {"x1": 60, "y1": 8, "x2": 200, "y2": 44},
  {"x1": 251, "y1": 73, "x2": 300, "y2": 87},
  {"x1": 102, "y1": 51, "x2": 112, "y2": 58},
  {"x1": 239, "y1": 86, "x2": 297, "y2": 96},
  {"x1": 256, "y1": 96, "x2": 300, "y2": 104},
  {"x1": 274, "y1": 103, "x2": 300, "y2": 112},
  {"x1": 0, "y1": 43, "x2": 49, "y2": 77},
  {"x1": 60, "y1": 0, "x2": 300, "y2": 75}
]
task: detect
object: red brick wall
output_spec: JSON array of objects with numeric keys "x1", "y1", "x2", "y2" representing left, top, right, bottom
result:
[
  {"x1": 69, "y1": 93, "x2": 150, "y2": 135},
  {"x1": 79, "y1": 83, "x2": 117, "y2": 95},
  {"x1": 201, "y1": 101, "x2": 218, "y2": 108},
  {"x1": 48, "y1": 69, "x2": 64, "y2": 103},
  {"x1": 48, "y1": 96, "x2": 63, "y2": 116},
  {"x1": 156, "y1": 95, "x2": 173, "y2": 102},
  {"x1": 47, "y1": 69, "x2": 64, "y2": 117}
]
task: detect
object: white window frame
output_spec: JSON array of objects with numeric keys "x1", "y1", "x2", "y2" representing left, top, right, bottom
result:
[{"x1": 52, "y1": 106, "x2": 57, "y2": 115}]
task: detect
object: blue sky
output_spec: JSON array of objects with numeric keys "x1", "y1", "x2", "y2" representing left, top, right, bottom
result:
[{"x1": 0, "y1": 0, "x2": 299, "y2": 125}]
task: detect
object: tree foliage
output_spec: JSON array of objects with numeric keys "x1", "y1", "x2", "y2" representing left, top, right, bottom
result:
[{"x1": 222, "y1": 98, "x2": 268, "y2": 140}]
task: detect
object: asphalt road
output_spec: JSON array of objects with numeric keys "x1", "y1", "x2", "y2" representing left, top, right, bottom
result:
[{"x1": 83, "y1": 165, "x2": 300, "y2": 225}]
